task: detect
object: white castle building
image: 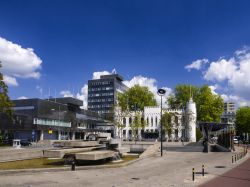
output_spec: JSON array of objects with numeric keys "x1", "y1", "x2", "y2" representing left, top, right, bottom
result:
[{"x1": 115, "y1": 98, "x2": 197, "y2": 142}]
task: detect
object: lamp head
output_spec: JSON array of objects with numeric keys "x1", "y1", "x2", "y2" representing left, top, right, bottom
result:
[{"x1": 157, "y1": 88, "x2": 166, "y2": 96}]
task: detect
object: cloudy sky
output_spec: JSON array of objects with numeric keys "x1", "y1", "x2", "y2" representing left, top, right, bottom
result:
[{"x1": 1, "y1": 0, "x2": 250, "y2": 108}]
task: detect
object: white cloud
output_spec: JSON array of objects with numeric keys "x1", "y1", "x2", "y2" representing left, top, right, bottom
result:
[
  {"x1": 60, "y1": 90, "x2": 74, "y2": 98},
  {"x1": 76, "y1": 84, "x2": 88, "y2": 109},
  {"x1": 0, "y1": 36, "x2": 42, "y2": 86},
  {"x1": 188, "y1": 47, "x2": 250, "y2": 107},
  {"x1": 208, "y1": 84, "x2": 219, "y2": 95},
  {"x1": 185, "y1": 59, "x2": 209, "y2": 71},
  {"x1": 17, "y1": 96, "x2": 28, "y2": 100},
  {"x1": 92, "y1": 70, "x2": 111, "y2": 79},
  {"x1": 59, "y1": 85, "x2": 88, "y2": 109},
  {"x1": 123, "y1": 75, "x2": 172, "y2": 107},
  {"x1": 203, "y1": 58, "x2": 237, "y2": 82},
  {"x1": 3, "y1": 75, "x2": 18, "y2": 86}
]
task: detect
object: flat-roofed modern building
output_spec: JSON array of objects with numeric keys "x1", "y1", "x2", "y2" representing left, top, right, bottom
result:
[
  {"x1": 88, "y1": 74, "x2": 128, "y2": 119},
  {"x1": 0, "y1": 97, "x2": 114, "y2": 142},
  {"x1": 224, "y1": 102, "x2": 235, "y2": 113},
  {"x1": 221, "y1": 102, "x2": 236, "y2": 128}
]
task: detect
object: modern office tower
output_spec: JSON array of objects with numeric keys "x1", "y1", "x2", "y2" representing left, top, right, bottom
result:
[
  {"x1": 88, "y1": 74, "x2": 128, "y2": 119},
  {"x1": 221, "y1": 102, "x2": 236, "y2": 126},
  {"x1": 224, "y1": 102, "x2": 235, "y2": 113}
]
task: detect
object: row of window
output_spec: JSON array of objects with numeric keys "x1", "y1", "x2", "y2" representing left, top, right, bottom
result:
[
  {"x1": 97, "y1": 110, "x2": 112, "y2": 114},
  {"x1": 88, "y1": 92, "x2": 114, "y2": 97},
  {"x1": 122, "y1": 129, "x2": 158, "y2": 135},
  {"x1": 88, "y1": 104, "x2": 114, "y2": 109},
  {"x1": 122, "y1": 117, "x2": 158, "y2": 127},
  {"x1": 91, "y1": 81, "x2": 113, "y2": 86},
  {"x1": 89, "y1": 87, "x2": 114, "y2": 91},
  {"x1": 88, "y1": 98, "x2": 114, "y2": 103}
]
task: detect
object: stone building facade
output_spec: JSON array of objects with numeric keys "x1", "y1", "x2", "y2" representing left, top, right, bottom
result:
[{"x1": 115, "y1": 98, "x2": 197, "y2": 142}]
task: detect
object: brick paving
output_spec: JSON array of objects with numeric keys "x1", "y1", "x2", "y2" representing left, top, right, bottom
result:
[{"x1": 200, "y1": 151, "x2": 250, "y2": 187}]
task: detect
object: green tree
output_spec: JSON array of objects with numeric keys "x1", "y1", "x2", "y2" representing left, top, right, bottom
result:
[
  {"x1": 160, "y1": 112, "x2": 173, "y2": 137},
  {"x1": 130, "y1": 112, "x2": 147, "y2": 140},
  {"x1": 235, "y1": 106, "x2": 250, "y2": 135},
  {"x1": 168, "y1": 84, "x2": 224, "y2": 122},
  {"x1": 167, "y1": 84, "x2": 199, "y2": 109},
  {"x1": 0, "y1": 62, "x2": 13, "y2": 118},
  {"x1": 196, "y1": 85, "x2": 224, "y2": 122},
  {"x1": 117, "y1": 84, "x2": 157, "y2": 111}
]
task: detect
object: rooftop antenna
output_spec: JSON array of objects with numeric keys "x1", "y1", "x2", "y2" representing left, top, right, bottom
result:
[
  {"x1": 189, "y1": 85, "x2": 193, "y2": 101},
  {"x1": 48, "y1": 88, "x2": 51, "y2": 101},
  {"x1": 54, "y1": 89, "x2": 57, "y2": 103}
]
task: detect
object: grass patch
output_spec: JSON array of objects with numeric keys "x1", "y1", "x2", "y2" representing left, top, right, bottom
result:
[
  {"x1": 0, "y1": 158, "x2": 65, "y2": 170},
  {"x1": 0, "y1": 145, "x2": 11, "y2": 149},
  {"x1": 0, "y1": 155, "x2": 139, "y2": 170}
]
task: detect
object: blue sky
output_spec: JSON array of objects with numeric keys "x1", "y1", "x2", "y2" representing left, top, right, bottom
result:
[{"x1": 1, "y1": 0, "x2": 250, "y2": 108}]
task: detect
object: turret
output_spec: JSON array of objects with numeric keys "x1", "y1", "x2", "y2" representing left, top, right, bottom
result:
[{"x1": 186, "y1": 98, "x2": 197, "y2": 142}]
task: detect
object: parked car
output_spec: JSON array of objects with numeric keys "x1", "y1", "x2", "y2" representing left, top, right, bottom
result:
[{"x1": 20, "y1": 139, "x2": 32, "y2": 146}]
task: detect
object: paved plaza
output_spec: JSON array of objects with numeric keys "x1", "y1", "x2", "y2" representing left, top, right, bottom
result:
[{"x1": 0, "y1": 143, "x2": 248, "y2": 187}]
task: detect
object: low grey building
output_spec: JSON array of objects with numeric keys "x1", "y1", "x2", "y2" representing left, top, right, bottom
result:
[{"x1": 0, "y1": 97, "x2": 114, "y2": 142}]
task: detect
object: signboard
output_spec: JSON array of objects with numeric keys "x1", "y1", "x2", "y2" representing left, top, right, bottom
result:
[{"x1": 48, "y1": 129, "x2": 53, "y2": 134}]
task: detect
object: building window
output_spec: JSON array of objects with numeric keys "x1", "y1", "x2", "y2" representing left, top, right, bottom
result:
[
  {"x1": 123, "y1": 118, "x2": 126, "y2": 125},
  {"x1": 151, "y1": 117, "x2": 153, "y2": 127},
  {"x1": 155, "y1": 117, "x2": 158, "y2": 126},
  {"x1": 129, "y1": 117, "x2": 132, "y2": 125},
  {"x1": 141, "y1": 117, "x2": 144, "y2": 124}
]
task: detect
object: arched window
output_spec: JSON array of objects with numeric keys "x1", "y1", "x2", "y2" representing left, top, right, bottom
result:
[
  {"x1": 123, "y1": 118, "x2": 126, "y2": 125},
  {"x1": 147, "y1": 117, "x2": 149, "y2": 124},
  {"x1": 155, "y1": 117, "x2": 158, "y2": 126},
  {"x1": 129, "y1": 117, "x2": 132, "y2": 125},
  {"x1": 151, "y1": 117, "x2": 153, "y2": 127},
  {"x1": 141, "y1": 117, "x2": 144, "y2": 124},
  {"x1": 175, "y1": 116, "x2": 178, "y2": 124},
  {"x1": 134, "y1": 116, "x2": 138, "y2": 124}
]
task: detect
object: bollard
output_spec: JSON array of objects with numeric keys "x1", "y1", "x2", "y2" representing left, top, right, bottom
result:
[
  {"x1": 235, "y1": 155, "x2": 237, "y2": 162},
  {"x1": 232, "y1": 156, "x2": 234, "y2": 163},
  {"x1": 192, "y1": 168, "x2": 195, "y2": 181},
  {"x1": 202, "y1": 165, "x2": 205, "y2": 177},
  {"x1": 71, "y1": 160, "x2": 76, "y2": 171}
]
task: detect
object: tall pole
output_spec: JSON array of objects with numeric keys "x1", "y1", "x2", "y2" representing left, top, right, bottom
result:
[
  {"x1": 160, "y1": 95, "x2": 163, "y2": 157},
  {"x1": 157, "y1": 88, "x2": 166, "y2": 157}
]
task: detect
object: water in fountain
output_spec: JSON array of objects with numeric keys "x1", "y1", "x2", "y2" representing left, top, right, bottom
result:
[{"x1": 111, "y1": 152, "x2": 123, "y2": 162}]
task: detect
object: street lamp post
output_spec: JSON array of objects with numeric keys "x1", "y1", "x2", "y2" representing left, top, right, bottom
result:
[{"x1": 157, "y1": 88, "x2": 166, "y2": 157}]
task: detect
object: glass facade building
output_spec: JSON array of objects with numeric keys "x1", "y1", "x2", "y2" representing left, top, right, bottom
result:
[{"x1": 0, "y1": 97, "x2": 114, "y2": 142}]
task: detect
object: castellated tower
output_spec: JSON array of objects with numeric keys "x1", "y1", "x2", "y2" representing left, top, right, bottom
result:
[{"x1": 186, "y1": 98, "x2": 197, "y2": 142}]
